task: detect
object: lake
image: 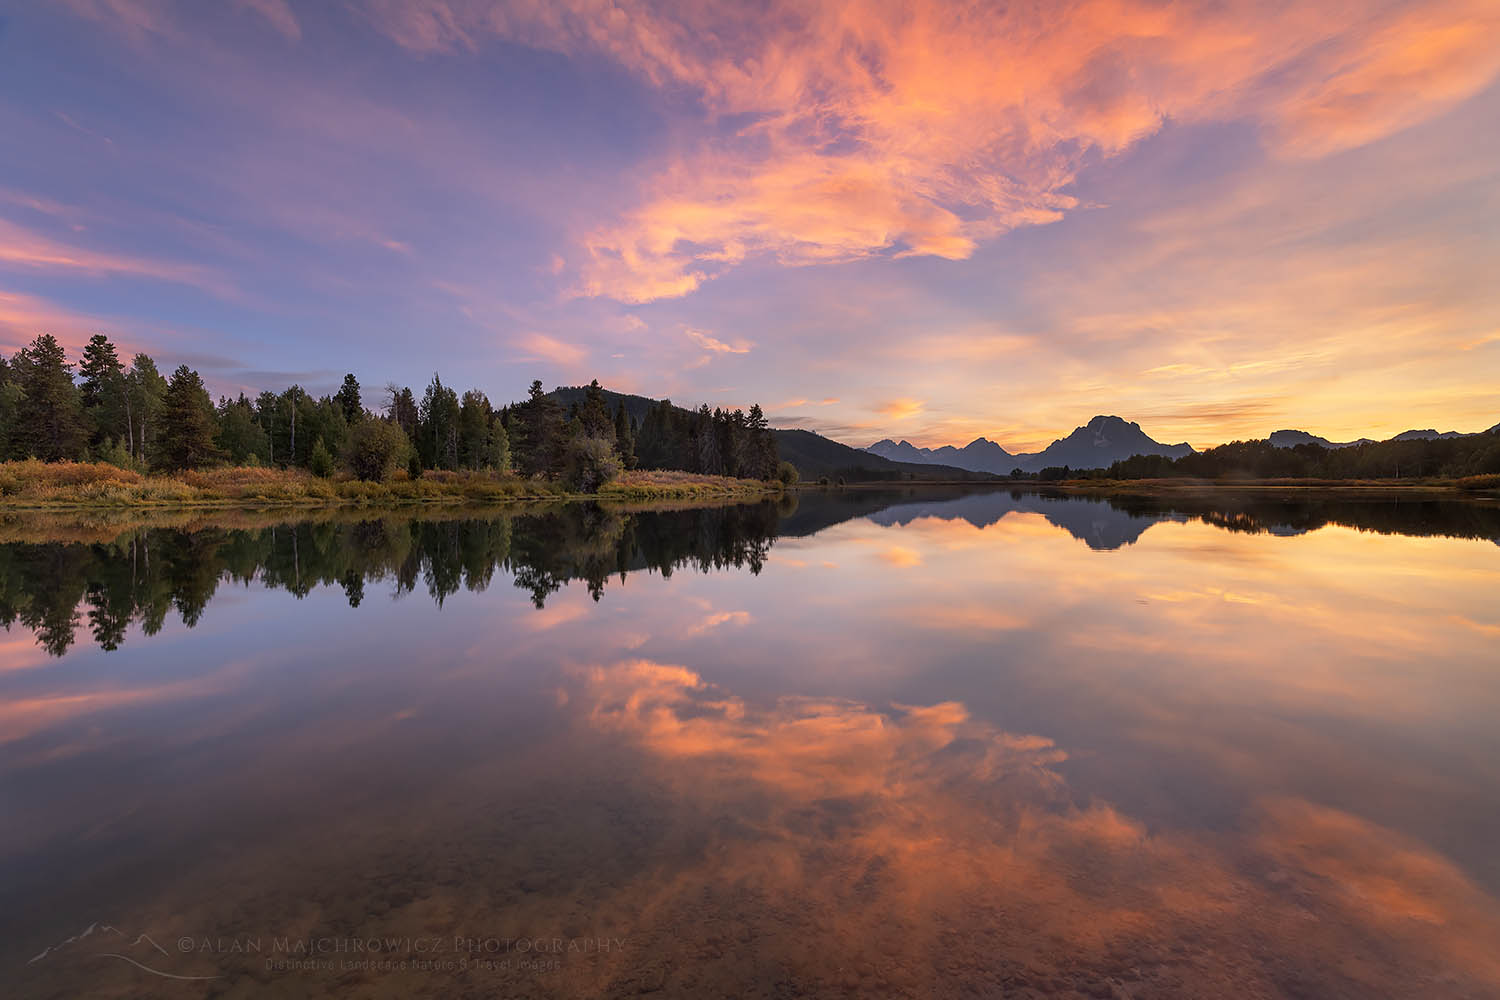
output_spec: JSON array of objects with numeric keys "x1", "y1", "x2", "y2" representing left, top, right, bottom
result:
[{"x1": 4, "y1": 488, "x2": 1499, "y2": 998}]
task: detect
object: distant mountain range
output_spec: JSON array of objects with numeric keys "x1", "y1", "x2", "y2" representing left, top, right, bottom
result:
[
  {"x1": 1269, "y1": 425, "x2": 1494, "y2": 448},
  {"x1": 547, "y1": 385, "x2": 1494, "y2": 481},
  {"x1": 869, "y1": 415, "x2": 1195, "y2": 473}
]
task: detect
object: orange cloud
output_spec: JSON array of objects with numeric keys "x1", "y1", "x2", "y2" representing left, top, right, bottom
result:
[
  {"x1": 875, "y1": 397, "x2": 923, "y2": 422},
  {"x1": 512, "y1": 331, "x2": 586, "y2": 367},
  {"x1": 685, "y1": 328, "x2": 751, "y2": 355},
  {"x1": 354, "y1": 0, "x2": 1500, "y2": 302}
]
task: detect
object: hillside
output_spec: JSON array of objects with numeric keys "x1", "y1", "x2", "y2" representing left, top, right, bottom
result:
[
  {"x1": 773, "y1": 429, "x2": 996, "y2": 481},
  {"x1": 546, "y1": 386, "x2": 994, "y2": 481}
]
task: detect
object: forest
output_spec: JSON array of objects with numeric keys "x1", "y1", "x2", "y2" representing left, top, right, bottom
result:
[
  {"x1": 0, "y1": 502, "x2": 784, "y2": 655},
  {"x1": 0, "y1": 333, "x2": 787, "y2": 492},
  {"x1": 1088, "y1": 434, "x2": 1500, "y2": 481}
]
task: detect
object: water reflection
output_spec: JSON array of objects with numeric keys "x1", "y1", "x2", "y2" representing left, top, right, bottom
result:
[
  {"x1": 3, "y1": 488, "x2": 1499, "y2": 998},
  {"x1": 1, "y1": 489, "x2": 1496, "y2": 656}
]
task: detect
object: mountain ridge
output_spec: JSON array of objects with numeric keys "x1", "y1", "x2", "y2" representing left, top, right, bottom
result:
[{"x1": 870, "y1": 415, "x2": 1194, "y2": 473}]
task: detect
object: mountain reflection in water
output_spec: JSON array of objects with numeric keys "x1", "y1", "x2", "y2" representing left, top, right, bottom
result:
[
  {"x1": 2, "y1": 488, "x2": 1496, "y2": 656},
  {"x1": 3, "y1": 487, "x2": 1499, "y2": 999}
]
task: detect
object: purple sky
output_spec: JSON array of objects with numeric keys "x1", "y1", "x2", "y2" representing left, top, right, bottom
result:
[{"x1": 1, "y1": 0, "x2": 1496, "y2": 450}]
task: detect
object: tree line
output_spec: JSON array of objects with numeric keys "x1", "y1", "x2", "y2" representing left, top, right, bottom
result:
[
  {"x1": 0, "y1": 502, "x2": 783, "y2": 655},
  {"x1": 1094, "y1": 434, "x2": 1500, "y2": 481},
  {"x1": 0, "y1": 333, "x2": 783, "y2": 489}
]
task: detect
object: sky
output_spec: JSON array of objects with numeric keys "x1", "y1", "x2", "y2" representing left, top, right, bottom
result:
[{"x1": 0, "y1": 0, "x2": 1496, "y2": 452}]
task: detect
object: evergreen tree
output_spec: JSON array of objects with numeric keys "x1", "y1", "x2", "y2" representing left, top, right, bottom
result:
[
  {"x1": 10, "y1": 334, "x2": 87, "y2": 461},
  {"x1": 126, "y1": 353, "x2": 167, "y2": 466},
  {"x1": 512, "y1": 380, "x2": 564, "y2": 477},
  {"x1": 418, "y1": 373, "x2": 461, "y2": 470},
  {"x1": 457, "y1": 389, "x2": 493, "y2": 469},
  {"x1": 614, "y1": 403, "x2": 636, "y2": 469},
  {"x1": 335, "y1": 373, "x2": 362, "y2": 424},
  {"x1": 579, "y1": 379, "x2": 613, "y2": 439},
  {"x1": 79, "y1": 334, "x2": 129, "y2": 453},
  {"x1": 216, "y1": 394, "x2": 269, "y2": 463},
  {"x1": 156, "y1": 365, "x2": 220, "y2": 470}
]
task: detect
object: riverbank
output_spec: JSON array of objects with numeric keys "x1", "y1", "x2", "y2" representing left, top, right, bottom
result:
[
  {"x1": 0, "y1": 460, "x2": 780, "y2": 509},
  {"x1": 1039, "y1": 475, "x2": 1500, "y2": 499}
]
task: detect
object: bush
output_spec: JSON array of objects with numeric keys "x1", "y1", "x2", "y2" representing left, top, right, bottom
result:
[
  {"x1": 563, "y1": 435, "x2": 622, "y2": 493},
  {"x1": 309, "y1": 439, "x2": 335, "y2": 479},
  {"x1": 776, "y1": 461, "x2": 800, "y2": 486},
  {"x1": 345, "y1": 419, "x2": 412, "y2": 482}
]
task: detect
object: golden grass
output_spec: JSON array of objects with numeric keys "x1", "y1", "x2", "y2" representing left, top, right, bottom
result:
[
  {"x1": 597, "y1": 469, "x2": 780, "y2": 500},
  {"x1": 0, "y1": 461, "x2": 775, "y2": 509}
]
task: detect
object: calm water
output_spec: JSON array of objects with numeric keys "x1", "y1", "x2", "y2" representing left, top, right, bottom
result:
[{"x1": 3, "y1": 489, "x2": 1499, "y2": 998}]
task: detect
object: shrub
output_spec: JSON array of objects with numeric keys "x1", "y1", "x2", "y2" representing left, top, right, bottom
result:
[
  {"x1": 563, "y1": 435, "x2": 622, "y2": 493},
  {"x1": 346, "y1": 419, "x2": 412, "y2": 482},
  {"x1": 776, "y1": 461, "x2": 800, "y2": 486},
  {"x1": 309, "y1": 439, "x2": 336, "y2": 479}
]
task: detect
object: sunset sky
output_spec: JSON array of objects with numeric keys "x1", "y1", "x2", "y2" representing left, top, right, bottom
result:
[{"x1": 1, "y1": 0, "x2": 1496, "y2": 451}]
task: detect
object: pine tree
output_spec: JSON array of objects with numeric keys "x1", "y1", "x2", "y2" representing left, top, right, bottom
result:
[
  {"x1": 335, "y1": 373, "x2": 362, "y2": 424},
  {"x1": 79, "y1": 333, "x2": 129, "y2": 453},
  {"x1": 156, "y1": 365, "x2": 220, "y2": 470},
  {"x1": 614, "y1": 403, "x2": 636, "y2": 469},
  {"x1": 126, "y1": 354, "x2": 167, "y2": 465},
  {"x1": 11, "y1": 334, "x2": 87, "y2": 461}
]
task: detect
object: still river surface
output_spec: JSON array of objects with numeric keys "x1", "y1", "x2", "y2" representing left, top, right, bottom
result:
[{"x1": 3, "y1": 487, "x2": 1499, "y2": 998}]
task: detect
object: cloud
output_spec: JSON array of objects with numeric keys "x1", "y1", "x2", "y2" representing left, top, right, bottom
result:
[
  {"x1": 236, "y1": 0, "x2": 300, "y2": 41},
  {"x1": 350, "y1": 0, "x2": 1500, "y2": 303},
  {"x1": 512, "y1": 331, "x2": 586, "y2": 367},
  {"x1": 876, "y1": 398, "x2": 923, "y2": 422},
  {"x1": 0, "y1": 217, "x2": 236, "y2": 298},
  {"x1": 685, "y1": 328, "x2": 751, "y2": 355}
]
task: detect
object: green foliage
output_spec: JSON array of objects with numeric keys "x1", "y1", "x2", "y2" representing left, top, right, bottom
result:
[
  {"x1": 776, "y1": 460, "x2": 800, "y2": 486},
  {"x1": 335, "y1": 373, "x2": 362, "y2": 424},
  {"x1": 126, "y1": 354, "x2": 168, "y2": 466},
  {"x1": 309, "y1": 439, "x2": 335, "y2": 478},
  {"x1": 563, "y1": 435, "x2": 622, "y2": 493},
  {"x1": 156, "y1": 365, "x2": 220, "y2": 471},
  {"x1": 418, "y1": 373, "x2": 461, "y2": 470},
  {"x1": 80, "y1": 334, "x2": 129, "y2": 451},
  {"x1": 1102, "y1": 432, "x2": 1500, "y2": 481},
  {"x1": 10, "y1": 334, "x2": 87, "y2": 461},
  {"x1": 216, "y1": 394, "x2": 269, "y2": 464},
  {"x1": 512, "y1": 380, "x2": 565, "y2": 478},
  {"x1": 346, "y1": 418, "x2": 412, "y2": 482}
]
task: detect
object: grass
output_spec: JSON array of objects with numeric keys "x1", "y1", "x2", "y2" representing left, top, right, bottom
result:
[
  {"x1": 0, "y1": 460, "x2": 778, "y2": 510},
  {"x1": 596, "y1": 469, "x2": 780, "y2": 500}
]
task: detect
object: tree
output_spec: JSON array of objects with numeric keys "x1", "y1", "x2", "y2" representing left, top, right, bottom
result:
[
  {"x1": 0, "y1": 356, "x2": 20, "y2": 459},
  {"x1": 418, "y1": 373, "x2": 460, "y2": 470},
  {"x1": 156, "y1": 365, "x2": 220, "y2": 470},
  {"x1": 79, "y1": 334, "x2": 129, "y2": 453},
  {"x1": 512, "y1": 380, "x2": 564, "y2": 477},
  {"x1": 309, "y1": 439, "x2": 335, "y2": 478},
  {"x1": 563, "y1": 435, "x2": 621, "y2": 493},
  {"x1": 579, "y1": 379, "x2": 613, "y2": 439},
  {"x1": 10, "y1": 334, "x2": 87, "y2": 461},
  {"x1": 746, "y1": 403, "x2": 777, "y2": 479},
  {"x1": 457, "y1": 389, "x2": 493, "y2": 469},
  {"x1": 776, "y1": 461, "x2": 799, "y2": 486},
  {"x1": 614, "y1": 403, "x2": 636, "y2": 469},
  {"x1": 334, "y1": 373, "x2": 362, "y2": 424},
  {"x1": 216, "y1": 394, "x2": 269, "y2": 464},
  {"x1": 344, "y1": 418, "x2": 412, "y2": 481},
  {"x1": 126, "y1": 354, "x2": 167, "y2": 466}
]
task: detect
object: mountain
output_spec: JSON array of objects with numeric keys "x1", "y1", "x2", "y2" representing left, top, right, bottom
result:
[
  {"x1": 870, "y1": 416, "x2": 1193, "y2": 474},
  {"x1": 1269, "y1": 429, "x2": 1375, "y2": 449},
  {"x1": 774, "y1": 429, "x2": 997, "y2": 481},
  {"x1": 867, "y1": 437, "x2": 1016, "y2": 474},
  {"x1": 1022, "y1": 416, "x2": 1194, "y2": 471},
  {"x1": 545, "y1": 386, "x2": 995, "y2": 481},
  {"x1": 1391, "y1": 428, "x2": 1469, "y2": 441}
]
